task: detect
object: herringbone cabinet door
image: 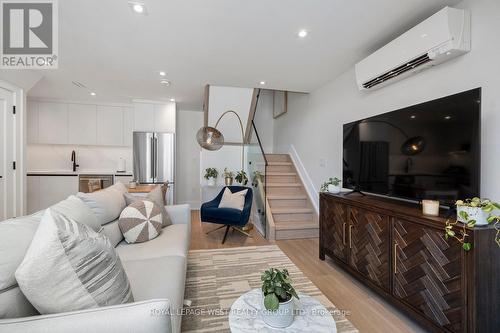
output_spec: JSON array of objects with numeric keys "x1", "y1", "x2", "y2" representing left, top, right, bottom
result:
[
  {"x1": 349, "y1": 207, "x2": 390, "y2": 292},
  {"x1": 320, "y1": 200, "x2": 348, "y2": 262},
  {"x1": 393, "y1": 219, "x2": 464, "y2": 332}
]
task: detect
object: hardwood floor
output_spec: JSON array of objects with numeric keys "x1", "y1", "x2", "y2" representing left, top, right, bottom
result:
[{"x1": 189, "y1": 211, "x2": 426, "y2": 333}]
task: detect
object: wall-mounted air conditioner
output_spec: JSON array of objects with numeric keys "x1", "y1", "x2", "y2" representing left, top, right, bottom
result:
[{"x1": 355, "y1": 7, "x2": 470, "y2": 90}]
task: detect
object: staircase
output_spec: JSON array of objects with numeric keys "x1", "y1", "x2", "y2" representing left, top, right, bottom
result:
[{"x1": 265, "y1": 154, "x2": 319, "y2": 240}]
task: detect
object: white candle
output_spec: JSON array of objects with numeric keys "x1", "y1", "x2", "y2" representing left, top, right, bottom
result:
[{"x1": 422, "y1": 200, "x2": 440, "y2": 216}]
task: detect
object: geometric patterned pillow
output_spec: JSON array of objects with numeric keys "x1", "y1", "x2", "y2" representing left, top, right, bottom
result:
[{"x1": 118, "y1": 200, "x2": 162, "y2": 243}]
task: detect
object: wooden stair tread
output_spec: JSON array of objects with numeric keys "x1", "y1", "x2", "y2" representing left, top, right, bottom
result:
[
  {"x1": 267, "y1": 194, "x2": 307, "y2": 200},
  {"x1": 272, "y1": 207, "x2": 313, "y2": 214},
  {"x1": 275, "y1": 221, "x2": 319, "y2": 230},
  {"x1": 267, "y1": 183, "x2": 302, "y2": 187}
]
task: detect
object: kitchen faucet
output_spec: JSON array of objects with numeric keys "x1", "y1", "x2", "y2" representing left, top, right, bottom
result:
[{"x1": 71, "y1": 150, "x2": 79, "y2": 172}]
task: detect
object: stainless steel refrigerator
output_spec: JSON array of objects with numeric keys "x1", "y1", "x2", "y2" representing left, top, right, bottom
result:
[{"x1": 133, "y1": 132, "x2": 175, "y2": 204}]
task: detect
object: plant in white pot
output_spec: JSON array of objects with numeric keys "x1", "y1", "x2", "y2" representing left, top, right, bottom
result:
[
  {"x1": 261, "y1": 268, "x2": 299, "y2": 328},
  {"x1": 204, "y1": 168, "x2": 218, "y2": 186},
  {"x1": 320, "y1": 177, "x2": 341, "y2": 194},
  {"x1": 444, "y1": 197, "x2": 500, "y2": 251}
]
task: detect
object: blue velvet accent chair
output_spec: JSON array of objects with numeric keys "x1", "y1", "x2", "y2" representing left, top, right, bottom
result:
[{"x1": 200, "y1": 186, "x2": 253, "y2": 244}]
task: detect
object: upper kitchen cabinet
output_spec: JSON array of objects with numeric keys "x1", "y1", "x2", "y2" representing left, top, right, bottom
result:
[
  {"x1": 97, "y1": 105, "x2": 123, "y2": 146},
  {"x1": 133, "y1": 101, "x2": 176, "y2": 133},
  {"x1": 38, "y1": 102, "x2": 68, "y2": 144},
  {"x1": 133, "y1": 103, "x2": 155, "y2": 132},
  {"x1": 154, "y1": 103, "x2": 176, "y2": 132},
  {"x1": 68, "y1": 103, "x2": 97, "y2": 145},
  {"x1": 123, "y1": 107, "x2": 134, "y2": 146}
]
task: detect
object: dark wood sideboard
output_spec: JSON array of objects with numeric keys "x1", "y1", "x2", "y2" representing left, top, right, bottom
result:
[{"x1": 319, "y1": 193, "x2": 499, "y2": 333}]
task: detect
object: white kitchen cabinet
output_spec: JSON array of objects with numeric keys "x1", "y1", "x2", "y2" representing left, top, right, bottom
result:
[
  {"x1": 68, "y1": 104, "x2": 97, "y2": 145},
  {"x1": 154, "y1": 103, "x2": 176, "y2": 132},
  {"x1": 38, "y1": 102, "x2": 68, "y2": 144},
  {"x1": 123, "y1": 107, "x2": 134, "y2": 146},
  {"x1": 97, "y1": 105, "x2": 123, "y2": 146},
  {"x1": 26, "y1": 176, "x2": 41, "y2": 214},
  {"x1": 133, "y1": 103, "x2": 155, "y2": 132},
  {"x1": 114, "y1": 175, "x2": 134, "y2": 185},
  {"x1": 27, "y1": 101, "x2": 39, "y2": 144},
  {"x1": 39, "y1": 175, "x2": 78, "y2": 210}
]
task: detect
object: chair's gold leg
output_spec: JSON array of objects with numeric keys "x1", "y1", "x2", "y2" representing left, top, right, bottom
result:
[{"x1": 232, "y1": 227, "x2": 253, "y2": 238}]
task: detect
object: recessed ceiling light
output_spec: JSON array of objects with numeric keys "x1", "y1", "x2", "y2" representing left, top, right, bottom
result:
[
  {"x1": 444, "y1": 115, "x2": 451, "y2": 120},
  {"x1": 410, "y1": 115, "x2": 416, "y2": 119},
  {"x1": 259, "y1": 81, "x2": 266, "y2": 85},
  {"x1": 170, "y1": 98, "x2": 175, "y2": 102},
  {"x1": 159, "y1": 71, "x2": 166, "y2": 76},
  {"x1": 128, "y1": 1, "x2": 147, "y2": 14},
  {"x1": 90, "y1": 92, "x2": 96, "y2": 96},
  {"x1": 298, "y1": 30, "x2": 308, "y2": 38},
  {"x1": 421, "y1": 33, "x2": 428, "y2": 38},
  {"x1": 160, "y1": 80, "x2": 171, "y2": 86}
]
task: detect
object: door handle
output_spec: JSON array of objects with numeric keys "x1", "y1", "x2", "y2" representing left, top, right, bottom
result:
[
  {"x1": 150, "y1": 137, "x2": 155, "y2": 178},
  {"x1": 342, "y1": 223, "x2": 346, "y2": 245},
  {"x1": 349, "y1": 225, "x2": 353, "y2": 249},
  {"x1": 393, "y1": 242, "x2": 398, "y2": 274}
]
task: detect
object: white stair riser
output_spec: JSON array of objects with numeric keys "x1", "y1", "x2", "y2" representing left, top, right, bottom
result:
[{"x1": 268, "y1": 199, "x2": 308, "y2": 208}]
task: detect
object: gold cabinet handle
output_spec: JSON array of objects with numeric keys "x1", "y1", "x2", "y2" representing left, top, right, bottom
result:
[
  {"x1": 393, "y1": 242, "x2": 398, "y2": 274},
  {"x1": 349, "y1": 225, "x2": 353, "y2": 249},
  {"x1": 342, "y1": 223, "x2": 346, "y2": 245}
]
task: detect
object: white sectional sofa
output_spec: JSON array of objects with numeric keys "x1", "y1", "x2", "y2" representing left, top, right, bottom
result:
[{"x1": 0, "y1": 187, "x2": 191, "y2": 333}]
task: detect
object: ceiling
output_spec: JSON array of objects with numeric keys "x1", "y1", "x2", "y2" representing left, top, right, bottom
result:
[{"x1": 24, "y1": 0, "x2": 459, "y2": 110}]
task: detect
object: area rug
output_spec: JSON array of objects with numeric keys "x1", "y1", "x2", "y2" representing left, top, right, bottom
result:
[{"x1": 181, "y1": 245, "x2": 358, "y2": 332}]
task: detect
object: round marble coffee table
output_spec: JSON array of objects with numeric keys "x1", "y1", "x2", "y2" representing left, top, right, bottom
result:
[{"x1": 228, "y1": 289, "x2": 337, "y2": 333}]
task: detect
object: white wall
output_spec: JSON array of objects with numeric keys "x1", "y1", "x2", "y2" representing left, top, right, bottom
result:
[
  {"x1": 207, "y1": 85, "x2": 253, "y2": 142},
  {"x1": 176, "y1": 110, "x2": 203, "y2": 209},
  {"x1": 253, "y1": 89, "x2": 274, "y2": 153},
  {"x1": 274, "y1": 0, "x2": 500, "y2": 207}
]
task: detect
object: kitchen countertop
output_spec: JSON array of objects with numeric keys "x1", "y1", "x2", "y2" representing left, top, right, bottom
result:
[{"x1": 27, "y1": 170, "x2": 133, "y2": 176}]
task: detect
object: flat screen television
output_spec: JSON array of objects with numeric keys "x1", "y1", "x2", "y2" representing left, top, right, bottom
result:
[{"x1": 343, "y1": 88, "x2": 481, "y2": 206}]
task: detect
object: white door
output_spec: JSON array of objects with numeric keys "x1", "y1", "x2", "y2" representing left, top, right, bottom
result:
[{"x1": 0, "y1": 87, "x2": 15, "y2": 220}]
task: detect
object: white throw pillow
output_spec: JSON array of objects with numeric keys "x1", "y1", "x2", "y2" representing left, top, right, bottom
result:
[
  {"x1": 77, "y1": 187, "x2": 126, "y2": 225},
  {"x1": 51, "y1": 195, "x2": 101, "y2": 232},
  {"x1": 15, "y1": 209, "x2": 133, "y2": 314},
  {"x1": 218, "y1": 188, "x2": 248, "y2": 211}
]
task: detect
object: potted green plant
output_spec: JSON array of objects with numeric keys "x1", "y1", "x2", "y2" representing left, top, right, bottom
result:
[
  {"x1": 320, "y1": 177, "x2": 341, "y2": 194},
  {"x1": 223, "y1": 168, "x2": 234, "y2": 186},
  {"x1": 444, "y1": 198, "x2": 500, "y2": 251},
  {"x1": 204, "y1": 168, "x2": 218, "y2": 186},
  {"x1": 260, "y1": 268, "x2": 299, "y2": 328},
  {"x1": 235, "y1": 170, "x2": 248, "y2": 185}
]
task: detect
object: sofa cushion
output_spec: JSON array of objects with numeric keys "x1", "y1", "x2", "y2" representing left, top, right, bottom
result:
[
  {"x1": 77, "y1": 186, "x2": 126, "y2": 225},
  {"x1": 107, "y1": 182, "x2": 128, "y2": 194},
  {"x1": 119, "y1": 200, "x2": 163, "y2": 244},
  {"x1": 116, "y1": 224, "x2": 189, "y2": 261},
  {"x1": 0, "y1": 286, "x2": 38, "y2": 319},
  {"x1": 51, "y1": 195, "x2": 101, "y2": 232},
  {"x1": 101, "y1": 219, "x2": 123, "y2": 247},
  {"x1": 0, "y1": 211, "x2": 43, "y2": 292},
  {"x1": 15, "y1": 209, "x2": 133, "y2": 314},
  {"x1": 124, "y1": 186, "x2": 172, "y2": 227},
  {"x1": 122, "y1": 256, "x2": 186, "y2": 333}
]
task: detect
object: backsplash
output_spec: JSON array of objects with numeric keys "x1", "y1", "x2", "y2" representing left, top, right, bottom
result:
[{"x1": 27, "y1": 144, "x2": 133, "y2": 172}]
